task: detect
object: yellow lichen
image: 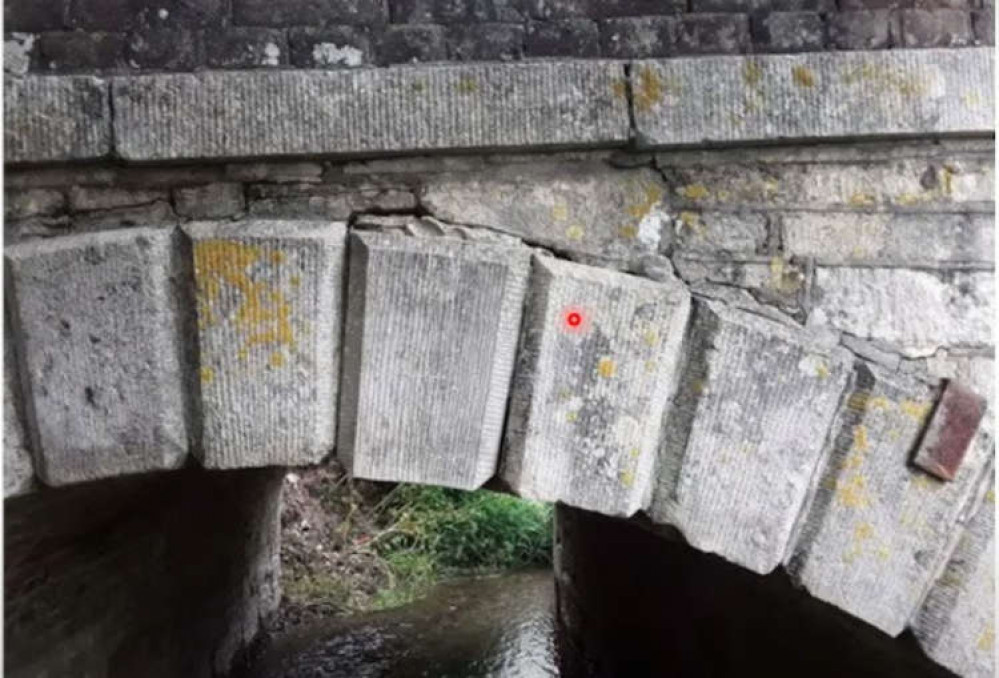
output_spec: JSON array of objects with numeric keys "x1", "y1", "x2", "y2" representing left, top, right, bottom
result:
[
  {"x1": 634, "y1": 65, "x2": 666, "y2": 113},
  {"x1": 619, "y1": 469, "x2": 636, "y2": 488},
  {"x1": 835, "y1": 474, "x2": 870, "y2": 509},
  {"x1": 854, "y1": 522, "x2": 874, "y2": 542},
  {"x1": 679, "y1": 211, "x2": 705, "y2": 235},
  {"x1": 455, "y1": 77, "x2": 478, "y2": 94},
  {"x1": 200, "y1": 366, "x2": 215, "y2": 385},
  {"x1": 611, "y1": 78, "x2": 628, "y2": 100},
  {"x1": 597, "y1": 357, "x2": 616, "y2": 378},
  {"x1": 977, "y1": 624, "x2": 994, "y2": 652},
  {"x1": 791, "y1": 66, "x2": 815, "y2": 88},
  {"x1": 853, "y1": 424, "x2": 869, "y2": 452},
  {"x1": 619, "y1": 225, "x2": 639, "y2": 239},
  {"x1": 552, "y1": 202, "x2": 569, "y2": 221},
  {"x1": 848, "y1": 192, "x2": 877, "y2": 207},
  {"x1": 643, "y1": 330, "x2": 659, "y2": 347},
  {"x1": 269, "y1": 351, "x2": 285, "y2": 368},
  {"x1": 815, "y1": 362, "x2": 830, "y2": 379},
  {"x1": 625, "y1": 181, "x2": 665, "y2": 220},
  {"x1": 677, "y1": 184, "x2": 710, "y2": 201},
  {"x1": 743, "y1": 61, "x2": 763, "y2": 86},
  {"x1": 566, "y1": 411, "x2": 579, "y2": 423},
  {"x1": 900, "y1": 399, "x2": 931, "y2": 423},
  {"x1": 565, "y1": 224, "x2": 585, "y2": 240}
]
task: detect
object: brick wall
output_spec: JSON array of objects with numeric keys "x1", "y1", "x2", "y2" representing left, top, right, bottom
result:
[{"x1": 4, "y1": 0, "x2": 992, "y2": 76}]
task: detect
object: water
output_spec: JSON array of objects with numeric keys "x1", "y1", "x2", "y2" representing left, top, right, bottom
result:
[{"x1": 243, "y1": 570, "x2": 560, "y2": 678}]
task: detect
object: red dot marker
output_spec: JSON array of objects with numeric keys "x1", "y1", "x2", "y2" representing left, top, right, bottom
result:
[
  {"x1": 563, "y1": 307, "x2": 587, "y2": 333},
  {"x1": 566, "y1": 311, "x2": 582, "y2": 328}
]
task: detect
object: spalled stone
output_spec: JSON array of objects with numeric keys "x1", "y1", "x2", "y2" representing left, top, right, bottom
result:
[
  {"x1": 502, "y1": 256, "x2": 691, "y2": 516},
  {"x1": 899, "y1": 9, "x2": 974, "y2": 47},
  {"x1": 4, "y1": 320, "x2": 34, "y2": 497},
  {"x1": 912, "y1": 480, "x2": 995, "y2": 678},
  {"x1": 669, "y1": 209, "x2": 768, "y2": 255},
  {"x1": 72, "y1": 201, "x2": 177, "y2": 232},
  {"x1": 420, "y1": 164, "x2": 668, "y2": 263},
  {"x1": 786, "y1": 364, "x2": 993, "y2": 635},
  {"x1": 186, "y1": 220, "x2": 346, "y2": 468},
  {"x1": 648, "y1": 298, "x2": 853, "y2": 574},
  {"x1": 338, "y1": 231, "x2": 530, "y2": 489},
  {"x1": 672, "y1": 255, "x2": 810, "y2": 316},
  {"x1": 632, "y1": 48, "x2": 994, "y2": 148},
  {"x1": 913, "y1": 381, "x2": 987, "y2": 481},
  {"x1": 4, "y1": 33, "x2": 36, "y2": 76},
  {"x1": 289, "y1": 26, "x2": 371, "y2": 68},
  {"x1": 4, "y1": 189, "x2": 65, "y2": 220},
  {"x1": 111, "y1": 63, "x2": 629, "y2": 161},
  {"x1": 246, "y1": 181, "x2": 417, "y2": 219},
  {"x1": 782, "y1": 212, "x2": 994, "y2": 265},
  {"x1": 174, "y1": 183, "x2": 245, "y2": 219},
  {"x1": 69, "y1": 186, "x2": 168, "y2": 211},
  {"x1": 5, "y1": 227, "x2": 190, "y2": 485},
  {"x1": 5, "y1": 75, "x2": 111, "y2": 163},
  {"x1": 224, "y1": 162, "x2": 323, "y2": 184},
  {"x1": 809, "y1": 267, "x2": 993, "y2": 357}
]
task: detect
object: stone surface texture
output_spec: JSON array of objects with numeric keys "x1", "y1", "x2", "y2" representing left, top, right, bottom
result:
[
  {"x1": 649, "y1": 298, "x2": 854, "y2": 574},
  {"x1": 502, "y1": 255, "x2": 691, "y2": 516},
  {"x1": 5, "y1": 227, "x2": 190, "y2": 485},
  {"x1": 4, "y1": 321, "x2": 34, "y2": 497},
  {"x1": 338, "y1": 231, "x2": 530, "y2": 490},
  {"x1": 187, "y1": 220, "x2": 346, "y2": 469}
]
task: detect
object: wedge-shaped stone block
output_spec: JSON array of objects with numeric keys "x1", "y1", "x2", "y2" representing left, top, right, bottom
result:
[
  {"x1": 186, "y1": 220, "x2": 347, "y2": 468},
  {"x1": 112, "y1": 62, "x2": 629, "y2": 162},
  {"x1": 502, "y1": 256, "x2": 691, "y2": 516},
  {"x1": 912, "y1": 479, "x2": 995, "y2": 678},
  {"x1": 4, "y1": 320, "x2": 34, "y2": 497},
  {"x1": 809, "y1": 267, "x2": 993, "y2": 358},
  {"x1": 339, "y1": 232, "x2": 530, "y2": 489},
  {"x1": 5, "y1": 228, "x2": 189, "y2": 485},
  {"x1": 787, "y1": 364, "x2": 993, "y2": 636},
  {"x1": 5, "y1": 76, "x2": 111, "y2": 163},
  {"x1": 649, "y1": 299, "x2": 853, "y2": 574},
  {"x1": 633, "y1": 48, "x2": 994, "y2": 147}
]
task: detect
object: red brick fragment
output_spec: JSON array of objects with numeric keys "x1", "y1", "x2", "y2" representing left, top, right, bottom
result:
[{"x1": 913, "y1": 380, "x2": 986, "y2": 481}]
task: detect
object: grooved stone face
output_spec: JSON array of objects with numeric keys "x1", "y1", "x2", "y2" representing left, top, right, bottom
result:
[
  {"x1": 632, "y1": 48, "x2": 994, "y2": 147},
  {"x1": 5, "y1": 75, "x2": 111, "y2": 163},
  {"x1": 502, "y1": 256, "x2": 691, "y2": 516},
  {"x1": 5, "y1": 228, "x2": 189, "y2": 485},
  {"x1": 338, "y1": 232, "x2": 530, "y2": 489},
  {"x1": 4, "y1": 320, "x2": 34, "y2": 497},
  {"x1": 111, "y1": 62, "x2": 630, "y2": 162},
  {"x1": 786, "y1": 364, "x2": 993, "y2": 636},
  {"x1": 913, "y1": 480, "x2": 995, "y2": 678},
  {"x1": 186, "y1": 220, "x2": 347, "y2": 468},
  {"x1": 649, "y1": 299, "x2": 853, "y2": 574}
]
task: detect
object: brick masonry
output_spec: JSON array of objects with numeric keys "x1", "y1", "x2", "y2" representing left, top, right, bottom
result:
[{"x1": 4, "y1": 0, "x2": 992, "y2": 75}]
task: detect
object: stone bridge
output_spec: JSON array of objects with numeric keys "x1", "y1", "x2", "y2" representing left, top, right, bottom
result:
[{"x1": 3, "y1": 14, "x2": 995, "y2": 677}]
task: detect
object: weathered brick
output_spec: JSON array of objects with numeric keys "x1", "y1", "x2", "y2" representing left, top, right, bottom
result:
[
  {"x1": 526, "y1": 19, "x2": 600, "y2": 56},
  {"x1": 594, "y1": 0, "x2": 685, "y2": 16},
  {"x1": 840, "y1": 0, "x2": 912, "y2": 8},
  {"x1": 36, "y1": 31, "x2": 126, "y2": 72},
  {"x1": 225, "y1": 162, "x2": 324, "y2": 184},
  {"x1": 289, "y1": 26, "x2": 371, "y2": 68},
  {"x1": 375, "y1": 24, "x2": 447, "y2": 63},
  {"x1": 125, "y1": 28, "x2": 200, "y2": 70},
  {"x1": 247, "y1": 181, "x2": 417, "y2": 219},
  {"x1": 522, "y1": 0, "x2": 591, "y2": 19},
  {"x1": 69, "y1": 186, "x2": 167, "y2": 211},
  {"x1": 899, "y1": 8, "x2": 974, "y2": 46},
  {"x1": 828, "y1": 10, "x2": 892, "y2": 49},
  {"x1": 5, "y1": 32, "x2": 37, "y2": 75},
  {"x1": 204, "y1": 28, "x2": 286, "y2": 69},
  {"x1": 447, "y1": 23, "x2": 524, "y2": 60},
  {"x1": 600, "y1": 17, "x2": 675, "y2": 58},
  {"x1": 973, "y1": 9, "x2": 994, "y2": 43},
  {"x1": 391, "y1": 0, "x2": 525, "y2": 22},
  {"x1": 675, "y1": 14, "x2": 750, "y2": 54},
  {"x1": 174, "y1": 183, "x2": 246, "y2": 219},
  {"x1": 5, "y1": 189, "x2": 65, "y2": 220},
  {"x1": 68, "y1": 0, "x2": 225, "y2": 31},
  {"x1": 689, "y1": 0, "x2": 756, "y2": 11},
  {"x1": 753, "y1": 11, "x2": 826, "y2": 51},
  {"x1": 233, "y1": 0, "x2": 387, "y2": 26},
  {"x1": 5, "y1": 0, "x2": 66, "y2": 32},
  {"x1": 765, "y1": 0, "x2": 835, "y2": 9},
  {"x1": 72, "y1": 201, "x2": 177, "y2": 232},
  {"x1": 914, "y1": 0, "x2": 973, "y2": 7}
]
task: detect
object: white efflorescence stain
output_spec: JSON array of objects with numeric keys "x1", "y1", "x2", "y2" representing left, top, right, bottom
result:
[{"x1": 312, "y1": 43, "x2": 364, "y2": 68}]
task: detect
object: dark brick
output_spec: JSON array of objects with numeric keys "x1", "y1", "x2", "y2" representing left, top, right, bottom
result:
[
  {"x1": 522, "y1": 0, "x2": 591, "y2": 19},
  {"x1": 36, "y1": 31, "x2": 126, "y2": 72},
  {"x1": 898, "y1": 8, "x2": 973, "y2": 45},
  {"x1": 593, "y1": 0, "x2": 684, "y2": 17},
  {"x1": 914, "y1": 0, "x2": 971, "y2": 7},
  {"x1": 765, "y1": 0, "x2": 834, "y2": 9},
  {"x1": 125, "y1": 28, "x2": 200, "y2": 70},
  {"x1": 390, "y1": 0, "x2": 524, "y2": 22},
  {"x1": 839, "y1": 0, "x2": 911, "y2": 9},
  {"x1": 753, "y1": 11, "x2": 825, "y2": 51},
  {"x1": 973, "y1": 8, "x2": 994, "y2": 41},
  {"x1": 233, "y1": 0, "x2": 387, "y2": 27},
  {"x1": 289, "y1": 26, "x2": 372, "y2": 67},
  {"x1": 525, "y1": 18, "x2": 600, "y2": 55},
  {"x1": 68, "y1": 0, "x2": 226, "y2": 31},
  {"x1": 690, "y1": 0, "x2": 756, "y2": 11},
  {"x1": 5, "y1": 0, "x2": 66, "y2": 31},
  {"x1": 375, "y1": 24, "x2": 446, "y2": 63},
  {"x1": 204, "y1": 28, "x2": 286, "y2": 68},
  {"x1": 447, "y1": 23, "x2": 525, "y2": 60},
  {"x1": 675, "y1": 13, "x2": 750, "y2": 53},
  {"x1": 828, "y1": 10, "x2": 892, "y2": 48},
  {"x1": 600, "y1": 17, "x2": 675, "y2": 57}
]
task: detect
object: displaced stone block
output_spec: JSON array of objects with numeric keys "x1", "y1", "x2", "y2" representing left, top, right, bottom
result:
[
  {"x1": 672, "y1": 255, "x2": 810, "y2": 316},
  {"x1": 186, "y1": 220, "x2": 347, "y2": 468},
  {"x1": 786, "y1": 364, "x2": 993, "y2": 636},
  {"x1": 782, "y1": 212, "x2": 994, "y2": 266},
  {"x1": 913, "y1": 381, "x2": 987, "y2": 481},
  {"x1": 912, "y1": 480, "x2": 995, "y2": 678},
  {"x1": 649, "y1": 298, "x2": 853, "y2": 574},
  {"x1": 5, "y1": 227, "x2": 189, "y2": 485},
  {"x1": 420, "y1": 164, "x2": 668, "y2": 263},
  {"x1": 112, "y1": 62, "x2": 629, "y2": 161},
  {"x1": 809, "y1": 267, "x2": 993, "y2": 357},
  {"x1": 338, "y1": 232, "x2": 530, "y2": 489},
  {"x1": 502, "y1": 256, "x2": 691, "y2": 516},
  {"x1": 174, "y1": 183, "x2": 245, "y2": 219},
  {"x1": 632, "y1": 49, "x2": 994, "y2": 148},
  {"x1": 4, "y1": 321, "x2": 34, "y2": 497},
  {"x1": 5, "y1": 75, "x2": 111, "y2": 163}
]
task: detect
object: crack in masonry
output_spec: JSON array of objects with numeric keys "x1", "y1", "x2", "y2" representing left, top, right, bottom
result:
[
  {"x1": 621, "y1": 62, "x2": 638, "y2": 147},
  {"x1": 106, "y1": 79, "x2": 119, "y2": 162}
]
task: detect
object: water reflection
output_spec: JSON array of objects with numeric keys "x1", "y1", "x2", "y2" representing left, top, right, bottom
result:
[{"x1": 244, "y1": 569, "x2": 559, "y2": 678}]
